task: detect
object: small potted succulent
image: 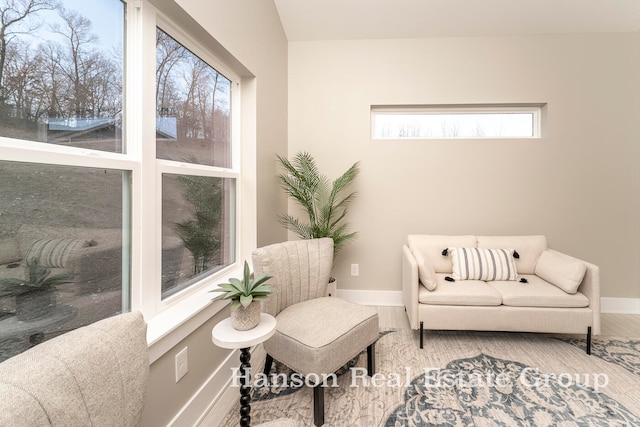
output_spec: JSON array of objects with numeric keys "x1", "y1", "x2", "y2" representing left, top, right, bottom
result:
[{"x1": 210, "y1": 261, "x2": 273, "y2": 330}]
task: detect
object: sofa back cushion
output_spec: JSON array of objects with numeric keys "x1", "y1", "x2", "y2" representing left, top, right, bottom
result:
[
  {"x1": 477, "y1": 235, "x2": 547, "y2": 274},
  {"x1": 408, "y1": 235, "x2": 477, "y2": 273}
]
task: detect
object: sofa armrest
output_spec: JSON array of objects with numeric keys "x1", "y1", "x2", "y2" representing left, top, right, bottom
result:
[
  {"x1": 402, "y1": 245, "x2": 420, "y2": 330},
  {"x1": 0, "y1": 311, "x2": 149, "y2": 426},
  {"x1": 548, "y1": 249, "x2": 601, "y2": 335}
]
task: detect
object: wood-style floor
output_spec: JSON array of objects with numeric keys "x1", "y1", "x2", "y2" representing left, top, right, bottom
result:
[
  {"x1": 375, "y1": 305, "x2": 640, "y2": 337},
  {"x1": 200, "y1": 307, "x2": 639, "y2": 426}
]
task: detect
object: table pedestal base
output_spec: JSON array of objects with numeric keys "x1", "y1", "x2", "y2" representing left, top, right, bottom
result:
[
  {"x1": 240, "y1": 347, "x2": 251, "y2": 427},
  {"x1": 211, "y1": 314, "x2": 276, "y2": 427}
]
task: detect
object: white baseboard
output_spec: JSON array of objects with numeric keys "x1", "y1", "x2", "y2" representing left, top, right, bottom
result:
[
  {"x1": 337, "y1": 289, "x2": 404, "y2": 306},
  {"x1": 600, "y1": 297, "x2": 640, "y2": 314},
  {"x1": 168, "y1": 348, "x2": 240, "y2": 427}
]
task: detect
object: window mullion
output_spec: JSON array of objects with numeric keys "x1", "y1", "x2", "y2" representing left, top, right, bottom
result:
[{"x1": 131, "y1": 0, "x2": 161, "y2": 315}]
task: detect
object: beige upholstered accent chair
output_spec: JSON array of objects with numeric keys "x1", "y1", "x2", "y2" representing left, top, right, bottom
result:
[{"x1": 252, "y1": 238, "x2": 379, "y2": 427}]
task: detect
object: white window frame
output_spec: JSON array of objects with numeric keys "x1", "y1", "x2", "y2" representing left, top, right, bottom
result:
[
  {"x1": 135, "y1": 3, "x2": 251, "y2": 357},
  {"x1": 0, "y1": 0, "x2": 255, "y2": 361},
  {"x1": 371, "y1": 104, "x2": 545, "y2": 140}
]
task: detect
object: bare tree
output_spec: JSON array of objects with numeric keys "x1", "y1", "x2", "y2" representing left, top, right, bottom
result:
[
  {"x1": 52, "y1": 7, "x2": 97, "y2": 117},
  {"x1": 0, "y1": 0, "x2": 59, "y2": 107},
  {"x1": 37, "y1": 39, "x2": 67, "y2": 118},
  {"x1": 155, "y1": 28, "x2": 186, "y2": 116},
  {"x1": 3, "y1": 39, "x2": 40, "y2": 119}
]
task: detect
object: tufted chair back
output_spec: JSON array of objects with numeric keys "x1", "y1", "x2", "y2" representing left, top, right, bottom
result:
[{"x1": 252, "y1": 238, "x2": 334, "y2": 317}]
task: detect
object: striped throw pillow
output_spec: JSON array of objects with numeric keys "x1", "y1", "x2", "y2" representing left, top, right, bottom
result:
[
  {"x1": 450, "y1": 247, "x2": 517, "y2": 281},
  {"x1": 25, "y1": 238, "x2": 80, "y2": 268}
]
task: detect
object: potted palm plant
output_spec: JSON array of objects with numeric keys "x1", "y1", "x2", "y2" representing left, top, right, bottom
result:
[
  {"x1": 210, "y1": 261, "x2": 273, "y2": 330},
  {"x1": 276, "y1": 151, "x2": 360, "y2": 256}
]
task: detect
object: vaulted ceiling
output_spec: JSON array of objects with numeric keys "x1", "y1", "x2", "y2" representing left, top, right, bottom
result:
[{"x1": 274, "y1": 0, "x2": 640, "y2": 41}]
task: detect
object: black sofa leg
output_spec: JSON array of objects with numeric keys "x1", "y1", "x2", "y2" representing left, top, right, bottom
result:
[
  {"x1": 263, "y1": 354, "x2": 273, "y2": 376},
  {"x1": 419, "y1": 321, "x2": 424, "y2": 349},
  {"x1": 313, "y1": 383, "x2": 324, "y2": 426},
  {"x1": 367, "y1": 343, "x2": 376, "y2": 375},
  {"x1": 586, "y1": 326, "x2": 592, "y2": 355}
]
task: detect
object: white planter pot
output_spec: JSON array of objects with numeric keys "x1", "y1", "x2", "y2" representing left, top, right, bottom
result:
[{"x1": 231, "y1": 301, "x2": 261, "y2": 331}]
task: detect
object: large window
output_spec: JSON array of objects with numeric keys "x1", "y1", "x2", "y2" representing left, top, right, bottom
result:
[
  {"x1": 372, "y1": 104, "x2": 544, "y2": 139},
  {"x1": 156, "y1": 28, "x2": 232, "y2": 168},
  {"x1": 161, "y1": 174, "x2": 235, "y2": 298},
  {"x1": 0, "y1": 161, "x2": 128, "y2": 361},
  {"x1": 155, "y1": 28, "x2": 236, "y2": 299},
  {"x1": 0, "y1": 0, "x2": 124, "y2": 151},
  {"x1": 0, "y1": 0, "x2": 243, "y2": 361}
]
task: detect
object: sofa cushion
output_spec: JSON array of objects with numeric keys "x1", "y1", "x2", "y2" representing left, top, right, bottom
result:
[
  {"x1": 487, "y1": 275, "x2": 589, "y2": 308},
  {"x1": 534, "y1": 250, "x2": 587, "y2": 294},
  {"x1": 413, "y1": 250, "x2": 437, "y2": 290},
  {"x1": 477, "y1": 235, "x2": 547, "y2": 274},
  {"x1": 450, "y1": 247, "x2": 517, "y2": 281},
  {"x1": 408, "y1": 235, "x2": 476, "y2": 274},
  {"x1": 266, "y1": 297, "x2": 379, "y2": 375},
  {"x1": 418, "y1": 274, "x2": 502, "y2": 306}
]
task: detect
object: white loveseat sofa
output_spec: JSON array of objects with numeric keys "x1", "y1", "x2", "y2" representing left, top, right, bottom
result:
[{"x1": 402, "y1": 235, "x2": 600, "y2": 354}]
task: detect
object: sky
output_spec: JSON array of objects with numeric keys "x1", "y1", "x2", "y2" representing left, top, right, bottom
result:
[{"x1": 22, "y1": 0, "x2": 124, "y2": 54}]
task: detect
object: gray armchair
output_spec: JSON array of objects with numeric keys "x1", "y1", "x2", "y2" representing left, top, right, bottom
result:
[{"x1": 252, "y1": 238, "x2": 379, "y2": 426}]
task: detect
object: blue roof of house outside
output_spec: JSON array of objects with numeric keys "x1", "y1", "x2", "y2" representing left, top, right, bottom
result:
[{"x1": 48, "y1": 118, "x2": 115, "y2": 132}]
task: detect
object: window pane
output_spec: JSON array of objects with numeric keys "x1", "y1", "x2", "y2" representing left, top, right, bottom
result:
[
  {"x1": 372, "y1": 105, "x2": 542, "y2": 139},
  {"x1": 156, "y1": 28, "x2": 232, "y2": 168},
  {"x1": 161, "y1": 174, "x2": 235, "y2": 299},
  {"x1": 0, "y1": 161, "x2": 128, "y2": 362},
  {"x1": 0, "y1": 0, "x2": 125, "y2": 152}
]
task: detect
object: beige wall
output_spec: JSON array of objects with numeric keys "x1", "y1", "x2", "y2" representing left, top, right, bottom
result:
[
  {"x1": 141, "y1": 0, "x2": 288, "y2": 425},
  {"x1": 288, "y1": 33, "x2": 640, "y2": 299},
  {"x1": 142, "y1": 307, "x2": 231, "y2": 426}
]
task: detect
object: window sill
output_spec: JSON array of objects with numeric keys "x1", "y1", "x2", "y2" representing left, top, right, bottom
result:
[{"x1": 145, "y1": 268, "x2": 239, "y2": 363}]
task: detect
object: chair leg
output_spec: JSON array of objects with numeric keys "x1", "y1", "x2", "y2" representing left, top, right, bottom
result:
[
  {"x1": 313, "y1": 383, "x2": 324, "y2": 426},
  {"x1": 263, "y1": 354, "x2": 273, "y2": 376},
  {"x1": 586, "y1": 326, "x2": 592, "y2": 355},
  {"x1": 419, "y1": 321, "x2": 424, "y2": 349},
  {"x1": 367, "y1": 343, "x2": 376, "y2": 375}
]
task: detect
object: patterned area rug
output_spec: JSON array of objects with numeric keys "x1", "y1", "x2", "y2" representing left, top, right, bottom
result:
[{"x1": 220, "y1": 330, "x2": 640, "y2": 426}]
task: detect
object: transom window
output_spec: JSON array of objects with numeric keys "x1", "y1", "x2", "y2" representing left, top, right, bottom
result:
[{"x1": 372, "y1": 104, "x2": 544, "y2": 139}]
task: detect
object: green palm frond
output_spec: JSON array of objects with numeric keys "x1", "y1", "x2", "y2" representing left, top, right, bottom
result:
[
  {"x1": 277, "y1": 214, "x2": 316, "y2": 240},
  {"x1": 276, "y1": 152, "x2": 360, "y2": 254},
  {"x1": 276, "y1": 151, "x2": 359, "y2": 255}
]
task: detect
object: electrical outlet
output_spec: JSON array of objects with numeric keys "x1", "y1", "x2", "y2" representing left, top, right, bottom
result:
[
  {"x1": 351, "y1": 264, "x2": 359, "y2": 276},
  {"x1": 175, "y1": 347, "x2": 188, "y2": 382}
]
